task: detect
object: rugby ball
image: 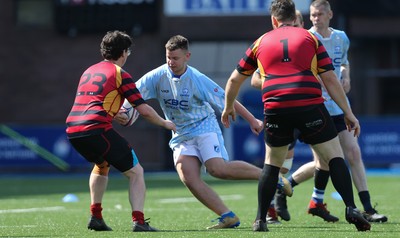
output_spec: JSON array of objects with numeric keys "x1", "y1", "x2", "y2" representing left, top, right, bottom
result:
[{"x1": 120, "y1": 99, "x2": 140, "y2": 126}]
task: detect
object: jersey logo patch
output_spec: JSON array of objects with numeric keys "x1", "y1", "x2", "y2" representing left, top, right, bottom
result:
[{"x1": 214, "y1": 145, "x2": 220, "y2": 153}]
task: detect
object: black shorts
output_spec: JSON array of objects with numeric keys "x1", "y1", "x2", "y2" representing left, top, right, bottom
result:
[
  {"x1": 331, "y1": 114, "x2": 347, "y2": 133},
  {"x1": 68, "y1": 129, "x2": 138, "y2": 172},
  {"x1": 288, "y1": 129, "x2": 300, "y2": 150},
  {"x1": 264, "y1": 104, "x2": 337, "y2": 147}
]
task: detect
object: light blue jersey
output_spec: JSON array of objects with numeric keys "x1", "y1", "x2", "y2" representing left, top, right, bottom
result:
[
  {"x1": 136, "y1": 64, "x2": 228, "y2": 158},
  {"x1": 310, "y1": 27, "x2": 350, "y2": 116}
]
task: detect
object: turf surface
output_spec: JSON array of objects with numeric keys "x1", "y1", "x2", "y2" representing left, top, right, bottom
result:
[{"x1": 0, "y1": 172, "x2": 398, "y2": 237}]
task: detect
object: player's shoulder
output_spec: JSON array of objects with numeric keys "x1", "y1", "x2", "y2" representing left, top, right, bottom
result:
[
  {"x1": 330, "y1": 28, "x2": 349, "y2": 38},
  {"x1": 185, "y1": 65, "x2": 212, "y2": 82}
]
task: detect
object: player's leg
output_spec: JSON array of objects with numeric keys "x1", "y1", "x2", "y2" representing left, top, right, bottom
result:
[
  {"x1": 205, "y1": 157, "x2": 260, "y2": 180},
  {"x1": 304, "y1": 150, "x2": 338, "y2": 222},
  {"x1": 290, "y1": 161, "x2": 315, "y2": 186},
  {"x1": 69, "y1": 135, "x2": 113, "y2": 231},
  {"x1": 338, "y1": 128, "x2": 388, "y2": 222},
  {"x1": 106, "y1": 130, "x2": 157, "y2": 232},
  {"x1": 274, "y1": 146, "x2": 295, "y2": 222},
  {"x1": 175, "y1": 154, "x2": 239, "y2": 229},
  {"x1": 254, "y1": 144, "x2": 288, "y2": 232},
  {"x1": 301, "y1": 105, "x2": 370, "y2": 231}
]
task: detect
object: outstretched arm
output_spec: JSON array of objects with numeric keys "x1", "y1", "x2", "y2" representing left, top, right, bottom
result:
[{"x1": 234, "y1": 100, "x2": 263, "y2": 135}]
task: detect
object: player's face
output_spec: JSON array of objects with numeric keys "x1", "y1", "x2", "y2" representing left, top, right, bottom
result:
[
  {"x1": 166, "y1": 49, "x2": 190, "y2": 76},
  {"x1": 310, "y1": 5, "x2": 332, "y2": 29}
]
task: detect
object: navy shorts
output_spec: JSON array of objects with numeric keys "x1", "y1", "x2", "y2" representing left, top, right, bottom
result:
[
  {"x1": 69, "y1": 128, "x2": 139, "y2": 172},
  {"x1": 264, "y1": 104, "x2": 337, "y2": 147}
]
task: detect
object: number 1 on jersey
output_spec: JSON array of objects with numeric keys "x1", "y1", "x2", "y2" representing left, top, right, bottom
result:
[{"x1": 280, "y1": 39, "x2": 291, "y2": 62}]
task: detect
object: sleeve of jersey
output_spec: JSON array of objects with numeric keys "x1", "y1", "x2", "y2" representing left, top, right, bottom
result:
[
  {"x1": 316, "y1": 40, "x2": 335, "y2": 74},
  {"x1": 236, "y1": 42, "x2": 258, "y2": 76},
  {"x1": 196, "y1": 75, "x2": 225, "y2": 113},
  {"x1": 135, "y1": 71, "x2": 159, "y2": 101},
  {"x1": 120, "y1": 71, "x2": 146, "y2": 107}
]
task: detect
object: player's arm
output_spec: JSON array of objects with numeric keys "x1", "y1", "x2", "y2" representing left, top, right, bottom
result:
[
  {"x1": 319, "y1": 70, "x2": 359, "y2": 137},
  {"x1": 134, "y1": 103, "x2": 176, "y2": 132},
  {"x1": 221, "y1": 69, "x2": 248, "y2": 128},
  {"x1": 250, "y1": 70, "x2": 262, "y2": 89},
  {"x1": 341, "y1": 64, "x2": 351, "y2": 93},
  {"x1": 233, "y1": 100, "x2": 263, "y2": 135}
]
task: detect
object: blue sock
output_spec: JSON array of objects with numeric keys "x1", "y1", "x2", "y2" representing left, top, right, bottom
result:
[{"x1": 221, "y1": 211, "x2": 235, "y2": 218}]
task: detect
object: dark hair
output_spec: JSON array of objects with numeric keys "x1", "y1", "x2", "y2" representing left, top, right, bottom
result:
[
  {"x1": 100, "y1": 30, "x2": 132, "y2": 60},
  {"x1": 270, "y1": 0, "x2": 296, "y2": 22},
  {"x1": 165, "y1": 35, "x2": 189, "y2": 51}
]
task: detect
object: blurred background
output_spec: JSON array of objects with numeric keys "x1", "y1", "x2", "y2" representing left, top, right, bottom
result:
[{"x1": 1, "y1": 0, "x2": 399, "y2": 174}]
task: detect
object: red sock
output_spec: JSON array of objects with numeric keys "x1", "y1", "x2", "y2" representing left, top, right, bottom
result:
[
  {"x1": 90, "y1": 203, "x2": 103, "y2": 219},
  {"x1": 132, "y1": 211, "x2": 144, "y2": 224}
]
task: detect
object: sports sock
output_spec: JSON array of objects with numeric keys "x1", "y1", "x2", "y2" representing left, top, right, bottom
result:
[
  {"x1": 256, "y1": 164, "x2": 280, "y2": 222},
  {"x1": 359, "y1": 191, "x2": 373, "y2": 212},
  {"x1": 132, "y1": 211, "x2": 145, "y2": 224},
  {"x1": 288, "y1": 176, "x2": 298, "y2": 188},
  {"x1": 90, "y1": 203, "x2": 103, "y2": 219},
  {"x1": 329, "y1": 157, "x2": 356, "y2": 208},
  {"x1": 221, "y1": 211, "x2": 235, "y2": 218},
  {"x1": 310, "y1": 168, "x2": 330, "y2": 204}
]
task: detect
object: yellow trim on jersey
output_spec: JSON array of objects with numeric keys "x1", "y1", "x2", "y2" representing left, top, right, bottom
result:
[
  {"x1": 308, "y1": 32, "x2": 321, "y2": 78},
  {"x1": 104, "y1": 64, "x2": 124, "y2": 117}
]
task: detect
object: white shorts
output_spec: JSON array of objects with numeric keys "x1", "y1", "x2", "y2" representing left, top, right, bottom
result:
[{"x1": 172, "y1": 132, "x2": 229, "y2": 165}]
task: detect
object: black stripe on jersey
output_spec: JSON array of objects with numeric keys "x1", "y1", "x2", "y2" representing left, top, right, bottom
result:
[
  {"x1": 317, "y1": 51, "x2": 330, "y2": 61},
  {"x1": 66, "y1": 119, "x2": 106, "y2": 127},
  {"x1": 264, "y1": 93, "x2": 321, "y2": 102},
  {"x1": 263, "y1": 81, "x2": 321, "y2": 92},
  {"x1": 73, "y1": 101, "x2": 103, "y2": 107},
  {"x1": 123, "y1": 87, "x2": 142, "y2": 99},
  {"x1": 265, "y1": 70, "x2": 314, "y2": 80},
  {"x1": 319, "y1": 64, "x2": 335, "y2": 71}
]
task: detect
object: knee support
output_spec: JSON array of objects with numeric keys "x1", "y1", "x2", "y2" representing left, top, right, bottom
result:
[{"x1": 92, "y1": 161, "x2": 110, "y2": 176}]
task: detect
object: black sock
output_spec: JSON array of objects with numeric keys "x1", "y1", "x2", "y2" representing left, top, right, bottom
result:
[
  {"x1": 256, "y1": 164, "x2": 280, "y2": 222},
  {"x1": 329, "y1": 157, "x2": 356, "y2": 208},
  {"x1": 359, "y1": 191, "x2": 373, "y2": 212},
  {"x1": 288, "y1": 176, "x2": 298, "y2": 188},
  {"x1": 314, "y1": 168, "x2": 330, "y2": 190}
]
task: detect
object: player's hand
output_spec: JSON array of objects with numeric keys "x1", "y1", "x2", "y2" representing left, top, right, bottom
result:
[
  {"x1": 221, "y1": 107, "x2": 236, "y2": 128},
  {"x1": 342, "y1": 78, "x2": 351, "y2": 93},
  {"x1": 114, "y1": 110, "x2": 129, "y2": 125},
  {"x1": 344, "y1": 113, "x2": 360, "y2": 137},
  {"x1": 250, "y1": 118, "x2": 264, "y2": 136},
  {"x1": 164, "y1": 120, "x2": 176, "y2": 133}
]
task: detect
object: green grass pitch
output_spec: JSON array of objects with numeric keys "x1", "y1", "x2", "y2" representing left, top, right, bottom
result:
[{"x1": 0, "y1": 172, "x2": 398, "y2": 237}]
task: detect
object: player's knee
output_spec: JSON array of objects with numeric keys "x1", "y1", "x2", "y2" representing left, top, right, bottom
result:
[
  {"x1": 207, "y1": 167, "x2": 229, "y2": 179},
  {"x1": 344, "y1": 145, "x2": 362, "y2": 164},
  {"x1": 92, "y1": 161, "x2": 110, "y2": 176}
]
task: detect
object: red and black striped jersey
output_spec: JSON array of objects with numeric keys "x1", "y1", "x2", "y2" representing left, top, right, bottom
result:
[
  {"x1": 237, "y1": 26, "x2": 334, "y2": 115},
  {"x1": 66, "y1": 61, "x2": 145, "y2": 138}
]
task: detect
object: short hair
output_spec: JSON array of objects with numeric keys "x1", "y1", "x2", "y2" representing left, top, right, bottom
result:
[
  {"x1": 165, "y1": 35, "x2": 189, "y2": 51},
  {"x1": 270, "y1": 0, "x2": 296, "y2": 22},
  {"x1": 100, "y1": 30, "x2": 132, "y2": 60},
  {"x1": 310, "y1": 0, "x2": 331, "y2": 11},
  {"x1": 295, "y1": 9, "x2": 303, "y2": 25}
]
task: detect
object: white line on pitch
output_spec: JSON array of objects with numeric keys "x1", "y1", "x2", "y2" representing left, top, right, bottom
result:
[
  {"x1": 0, "y1": 206, "x2": 65, "y2": 214},
  {"x1": 159, "y1": 194, "x2": 243, "y2": 203}
]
